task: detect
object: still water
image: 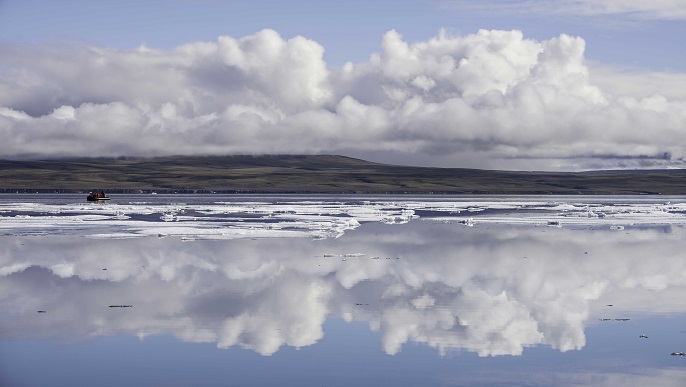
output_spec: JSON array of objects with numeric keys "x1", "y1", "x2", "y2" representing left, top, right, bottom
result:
[{"x1": 1, "y1": 194, "x2": 685, "y2": 386}]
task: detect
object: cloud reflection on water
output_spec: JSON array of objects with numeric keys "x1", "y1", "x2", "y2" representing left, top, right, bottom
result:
[{"x1": 2, "y1": 221, "x2": 685, "y2": 358}]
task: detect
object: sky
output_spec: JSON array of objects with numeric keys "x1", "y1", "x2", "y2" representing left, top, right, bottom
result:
[{"x1": 0, "y1": 0, "x2": 685, "y2": 170}]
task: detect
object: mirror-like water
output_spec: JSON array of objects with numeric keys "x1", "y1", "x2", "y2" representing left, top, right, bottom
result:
[{"x1": 1, "y1": 195, "x2": 685, "y2": 386}]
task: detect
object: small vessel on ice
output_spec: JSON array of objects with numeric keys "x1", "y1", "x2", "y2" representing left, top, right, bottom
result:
[{"x1": 87, "y1": 191, "x2": 110, "y2": 201}]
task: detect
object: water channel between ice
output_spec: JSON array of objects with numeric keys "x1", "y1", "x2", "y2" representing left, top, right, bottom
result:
[{"x1": 1, "y1": 194, "x2": 685, "y2": 386}]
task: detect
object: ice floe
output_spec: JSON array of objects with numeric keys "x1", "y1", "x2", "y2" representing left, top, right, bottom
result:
[{"x1": 0, "y1": 195, "x2": 684, "y2": 239}]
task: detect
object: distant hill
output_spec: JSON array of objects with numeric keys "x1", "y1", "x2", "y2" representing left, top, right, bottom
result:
[{"x1": 1, "y1": 155, "x2": 685, "y2": 194}]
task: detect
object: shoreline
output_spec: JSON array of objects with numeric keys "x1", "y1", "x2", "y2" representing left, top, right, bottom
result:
[{"x1": 0, "y1": 189, "x2": 673, "y2": 195}]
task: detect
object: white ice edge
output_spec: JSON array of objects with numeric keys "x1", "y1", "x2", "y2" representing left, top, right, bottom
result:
[{"x1": 1, "y1": 200, "x2": 684, "y2": 239}]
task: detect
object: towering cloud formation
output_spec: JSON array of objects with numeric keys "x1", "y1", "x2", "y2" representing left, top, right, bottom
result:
[{"x1": 0, "y1": 29, "x2": 684, "y2": 170}]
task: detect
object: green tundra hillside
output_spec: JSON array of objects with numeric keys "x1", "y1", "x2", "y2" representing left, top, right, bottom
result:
[{"x1": 1, "y1": 155, "x2": 685, "y2": 194}]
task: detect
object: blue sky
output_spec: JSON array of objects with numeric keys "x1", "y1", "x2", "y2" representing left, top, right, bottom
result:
[
  {"x1": 2, "y1": 0, "x2": 684, "y2": 70},
  {"x1": 0, "y1": 0, "x2": 685, "y2": 170}
]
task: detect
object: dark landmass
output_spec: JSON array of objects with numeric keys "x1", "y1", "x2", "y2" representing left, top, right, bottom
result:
[{"x1": 1, "y1": 155, "x2": 685, "y2": 194}]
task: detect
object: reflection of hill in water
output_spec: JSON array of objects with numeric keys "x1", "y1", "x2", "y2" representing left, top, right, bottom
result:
[{"x1": 2, "y1": 221, "x2": 685, "y2": 357}]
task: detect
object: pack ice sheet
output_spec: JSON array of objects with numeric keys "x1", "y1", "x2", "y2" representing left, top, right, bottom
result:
[{"x1": 1, "y1": 194, "x2": 685, "y2": 239}]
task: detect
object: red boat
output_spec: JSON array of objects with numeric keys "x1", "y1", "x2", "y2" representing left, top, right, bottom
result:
[{"x1": 87, "y1": 191, "x2": 110, "y2": 201}]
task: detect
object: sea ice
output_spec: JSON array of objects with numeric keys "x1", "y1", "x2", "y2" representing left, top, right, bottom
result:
[{"x1": 0, "y1": 196, "x2": 684, "y2": 239}]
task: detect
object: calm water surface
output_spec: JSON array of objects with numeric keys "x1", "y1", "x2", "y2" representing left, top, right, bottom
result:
[{"x1": 1, "y1": 194, "x2": 685, "y2": 386}]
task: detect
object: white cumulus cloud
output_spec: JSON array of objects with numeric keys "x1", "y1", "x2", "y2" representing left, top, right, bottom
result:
[{"x1": 0, "y1": 28, "x2": 684, "y2": 170}]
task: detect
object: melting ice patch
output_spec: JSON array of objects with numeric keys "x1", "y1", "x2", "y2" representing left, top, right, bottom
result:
[{"x1": 0, "y1": 197, "x2": 684, "y2": 239}]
